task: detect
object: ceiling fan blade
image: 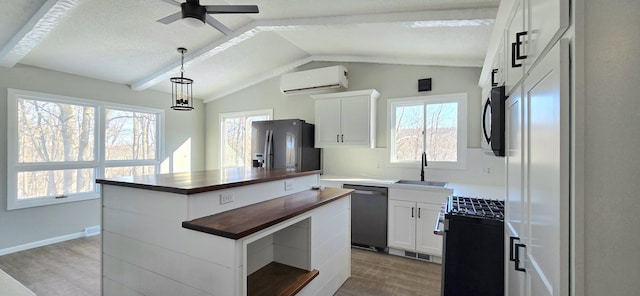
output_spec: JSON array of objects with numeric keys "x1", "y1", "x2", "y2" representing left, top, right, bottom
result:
[
  {"x1": 157, "y1": 12, "x2": 182, "y2": 24},
  {"x1": 204, "y1": 5, "x2": 259, "y2": 14},
  {"x1": 205, "y1": 15, "x2": 233, "y2": 35},
  {"x1": 158, "y1": 0, "x2": 181, "y2": 7}
]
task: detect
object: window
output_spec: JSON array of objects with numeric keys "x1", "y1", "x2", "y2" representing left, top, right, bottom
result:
[
  {"x1": 389, "y1": 93, "x2": 467, "y2": 169},
  {"x1": 220, "y1": 109, "x2": 272, "y2": 168},
  {"x1": 7, "y1": 89, "x2": 163, "y2": 210}
]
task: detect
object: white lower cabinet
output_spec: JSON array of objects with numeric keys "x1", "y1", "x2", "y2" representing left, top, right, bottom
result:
[
  {"x1": 414, "y1": 203, "x2": 442, "y2": 255},
  {"x1": 388, "y1": 188, "x2": 449, "y2": 258}
]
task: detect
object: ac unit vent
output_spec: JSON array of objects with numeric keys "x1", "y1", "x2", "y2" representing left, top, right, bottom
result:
[{"x1": 280, "y1": 65, "x2": 348, "y2": 95}]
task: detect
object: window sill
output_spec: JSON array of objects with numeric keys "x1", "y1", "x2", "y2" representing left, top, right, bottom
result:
[{"x1": 7, "y1": 193, "x2": 100, "y2": 211}]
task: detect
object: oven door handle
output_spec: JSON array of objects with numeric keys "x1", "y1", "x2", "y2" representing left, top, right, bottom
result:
[{"x1": 433, "y1": 214, "x2": 444, "y2": 235}]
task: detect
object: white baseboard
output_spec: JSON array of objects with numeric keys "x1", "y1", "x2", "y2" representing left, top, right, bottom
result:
[{"x1": 0, "y1": 225, "x2": 100, "y2": 256}]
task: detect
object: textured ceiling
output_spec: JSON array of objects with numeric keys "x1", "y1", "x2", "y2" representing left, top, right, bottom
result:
[{"x1": 0, "y1": 0, "x2": 499, "y2": 102}]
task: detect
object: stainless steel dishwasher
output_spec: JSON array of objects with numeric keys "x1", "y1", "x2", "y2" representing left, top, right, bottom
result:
[{"x1": 343, "y1": 184, "x2": 388, "y2": 252}]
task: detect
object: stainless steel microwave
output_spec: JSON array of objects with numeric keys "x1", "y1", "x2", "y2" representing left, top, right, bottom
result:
[{"x1": 481, "y1": 86, "x2": 506, "y2": 157}]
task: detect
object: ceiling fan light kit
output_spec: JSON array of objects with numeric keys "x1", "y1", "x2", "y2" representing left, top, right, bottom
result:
[
  {"x1": 181, "y1": 1, "x2": 206, "y2": 27},
  {"x1": 170, "y1": 47, "x2": 194, "y2": 111},
  {"x1": 157, "y1": 0, "x2": 259, "y2": 34}
]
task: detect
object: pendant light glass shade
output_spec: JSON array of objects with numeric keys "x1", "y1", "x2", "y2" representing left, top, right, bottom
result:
[{"x1": 170, "y1": 47, "x2": 194, "y2": 111}]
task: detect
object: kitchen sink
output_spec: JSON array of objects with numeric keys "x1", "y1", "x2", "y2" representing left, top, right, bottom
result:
[{"x1": 395, "y1": 180, "x2": 448, "y2": 187}]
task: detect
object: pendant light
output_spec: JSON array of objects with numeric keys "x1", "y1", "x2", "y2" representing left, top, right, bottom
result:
[{"x1": 170, "y1": 47, "x2": 194, "y2": 111}]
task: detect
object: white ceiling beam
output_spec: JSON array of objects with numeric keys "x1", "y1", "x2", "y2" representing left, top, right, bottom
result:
[
  {"x1": 203, "y1": 56, "x2": 315, "y2": 102},
  {"x1": 131, "y1": 8, "x2": 497, "y2": 92},
  {"x1": 203, "y1": 54, "x2": 484, "y2": 102},
  {"x1": 0, "y1": 0, "x2": 83, "y2": 68},
  {"x1": 311, "y1": 55, "x2": 484, "y2": 68}
]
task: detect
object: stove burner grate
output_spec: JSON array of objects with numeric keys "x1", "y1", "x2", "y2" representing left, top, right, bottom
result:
[{"x1": 448, "y1": 196, "x2": 505, "y2": 220}]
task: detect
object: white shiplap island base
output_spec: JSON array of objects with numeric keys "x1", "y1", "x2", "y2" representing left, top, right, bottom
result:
[{"x1": 97, "y1": 168, "x2": 352, "y2": 296}]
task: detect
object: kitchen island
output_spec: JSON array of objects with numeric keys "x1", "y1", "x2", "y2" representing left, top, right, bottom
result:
[{"x1": 97, "y1": 168, "x2": 352, "y2": 296}]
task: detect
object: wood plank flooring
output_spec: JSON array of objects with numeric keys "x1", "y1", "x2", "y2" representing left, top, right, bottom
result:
[
  {"x1": 0, "y1": 237, "x2": 441, "y2": 295},
  {"x1": 336, "y1": 248, "x2": 442, "y2": 296},
  {"x1": 0, "y1": 236, "x2": 100, "y2": 296}
]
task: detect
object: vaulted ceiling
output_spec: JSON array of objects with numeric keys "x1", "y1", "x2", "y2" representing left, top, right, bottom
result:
[{"x1": 0, "y1": 0, "x2": 499, "y2": 102}]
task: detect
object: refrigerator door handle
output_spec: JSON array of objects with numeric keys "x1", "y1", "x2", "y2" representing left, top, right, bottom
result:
[
  {"x1": 263, "y1": 130, "x2": 270, "y2": 168},
  {"x1": 266, "y1": 130, "x2": 274, "y2": 168}
]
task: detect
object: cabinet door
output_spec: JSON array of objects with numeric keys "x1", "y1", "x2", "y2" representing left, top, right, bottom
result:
[
  {"x1": 505, "y1": 87, "x2": 526, "y2": 244},
  {"x1": 506, "y1": 227, "x2": 526, "y2": 296},
  {"x1": 524, "y1": 39, "x2": 570, "y2": 296},
  {"x1": 340, "y1": 95, "x2": 373, "y2": 147},
  {"x1": 505, "y1": 0, "x2": 526, "y2": 95},
  {"x1": 490, "y1": 35, "x2": 506, "y2": 87},
  {"x1": 388, "y1": 200, "x2": 416, "y2": 250},
  {"x1": 524, "y1": 0, "x2": 569, "y2": 71},
  {"x1": 415, "y1": 202, "x2": 442, "y2": 256},
  {"x1": 505, "y1": 83, "x2": 527, "y2": 296},
  {"x1": 314, "y1": 99, "x2": 342, "y2": 148}
]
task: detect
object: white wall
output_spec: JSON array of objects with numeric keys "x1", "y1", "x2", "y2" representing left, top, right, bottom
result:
[
  {"x1": 581, "y1": 1, "x2": 640, "y2": 294},
  {"x1": 0, "y1": 64, "x2": 205, "y2": 251},
  {"x1": 206, "y1": 61, "x2": 505, "y2": 191}
]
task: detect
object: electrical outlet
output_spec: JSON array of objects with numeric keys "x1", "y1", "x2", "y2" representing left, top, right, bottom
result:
[
  {"x1": 220, "y1": 193, "x2": 234, "y2": 204},
  {"x1": 484, "y1": 167, "x2": 492, "y2": 174},
  {"x1": 285, "y1": 180, "x2": 294, "y2": 191}
]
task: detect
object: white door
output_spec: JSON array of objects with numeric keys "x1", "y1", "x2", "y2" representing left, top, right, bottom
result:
[
  {"x1": 340, "y1": 96, "x2": 371, "y2": 147},
  {"x1": 314, "y1": 99, "x2": 342, "y2": 147},
  {"x1": 388, "y1": 200, "x2": 416, "y2": 250},
  {"x1": 415, "y1": 202, "x2": 442, "y2": 256},
  {"x1": 524, "y1": 39, "x2": 570, "y2": 296}
]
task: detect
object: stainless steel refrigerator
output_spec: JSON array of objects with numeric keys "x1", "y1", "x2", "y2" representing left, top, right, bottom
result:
[{"x1": 251, "y1": 119, "x2": 321, "y2": 171}]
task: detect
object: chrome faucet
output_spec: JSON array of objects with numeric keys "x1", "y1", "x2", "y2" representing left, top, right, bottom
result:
[{"x1": 420, "y1": 152, "x2": 428, "y2": 181}]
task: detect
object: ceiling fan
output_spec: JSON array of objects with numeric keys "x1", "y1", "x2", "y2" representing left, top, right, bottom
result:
[{"x1": 157, "y1": 0, "x2": 259, "y2": 35}]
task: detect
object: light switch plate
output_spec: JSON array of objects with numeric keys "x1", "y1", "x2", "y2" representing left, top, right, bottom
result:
[
  {"x1": 220, "y1": 193, "x2": 234, "y2": 204},
  {"x1": 284, "y1": 180, "x2": 294, "y2": 191}
]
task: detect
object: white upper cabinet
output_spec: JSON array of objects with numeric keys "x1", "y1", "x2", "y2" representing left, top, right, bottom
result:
[
  {"x1": 312, "y1": 89, "x2": 380, "y2": 148},
  {"x1": 524, "y1": 0, "x2": 570, "y2": 71},
  {"x1": 491, "y1": 35, "x2": 506, "y2": 88},
  {"x1": 505, "y1": 0, "x2": 526, "y2": 95},
  {"x1": 484, "y1": 0, "x2": 569, "y2": 96}
]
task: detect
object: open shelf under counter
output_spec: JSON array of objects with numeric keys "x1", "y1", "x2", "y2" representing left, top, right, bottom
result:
[{"x1": 248, "y1": 262, "x2": 319, "y2": 296}]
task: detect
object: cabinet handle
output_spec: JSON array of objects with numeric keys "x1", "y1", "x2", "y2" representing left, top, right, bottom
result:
[
  {"x1": 336, "y1": 134, "x2": 339, "y2": 143},
  {"x1": 514, "y1": 243, "x2": 526, "y2": 272},
  {"x1": 341, "y1": 134, "x2": 344, "y2": 142},
  {"x1": 411, "y1": 207, "x2": 414, "y2": 218},
  {"x1": 515, "y1": 31, "x2": 528, "y2": 60},
  {"x1": 511, "y1": 42, "x2": 522, "y2": 68},
  {"x1": 509, "y1": 236, "x2": 520, "y2": 261},
  {"x1": 418, "y1": 208, "x2": 421, "y2": 218},
  {"x1": 491, "y1": 69, "x2": 498, "y2": 87}
]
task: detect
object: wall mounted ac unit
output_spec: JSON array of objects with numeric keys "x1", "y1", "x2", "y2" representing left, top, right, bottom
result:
[{"x1": 280, "y1": 65, "x2": 348, "y2": 95}]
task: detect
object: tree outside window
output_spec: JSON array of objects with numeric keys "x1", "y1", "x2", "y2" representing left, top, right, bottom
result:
[
  {"x1": 220, "y1": 110, "x2": 272, "y2": 168},
  {"x1": 7, "y1": 89, "x2": 162, "y2": 210},
  {"x1": 390, "y1": 93, "x2": 467, "y2": 169}
]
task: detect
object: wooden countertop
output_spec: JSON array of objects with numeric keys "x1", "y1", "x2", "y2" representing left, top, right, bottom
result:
[
  {"x1": 182, "y1": 187, "x2": 353, "y2": 239},
  {"x1": 95, "y1": 168, "x2": 321, "y2": 195}
]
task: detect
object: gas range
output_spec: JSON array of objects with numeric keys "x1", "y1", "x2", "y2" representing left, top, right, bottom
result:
[
  {"x1": 438, "y1": 195, "x2": 505, "y2": 296},
  {"x1": 445, "y1": 196, "x2": 505, "y2": 221}
]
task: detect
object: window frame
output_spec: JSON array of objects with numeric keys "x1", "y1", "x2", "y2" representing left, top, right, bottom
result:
[
  {"x1": 219, "y1": 109, "x2": 273, "y2": 169},
  {"x1": 388, "y1": 93, "x2": 468, "y2": 170},
  {"x1": 7, "y1": 88, "x2": 164, "y2": 210}
]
